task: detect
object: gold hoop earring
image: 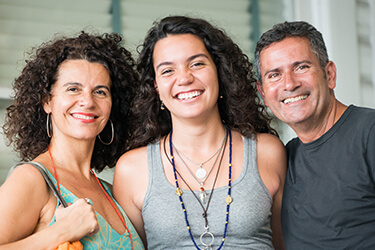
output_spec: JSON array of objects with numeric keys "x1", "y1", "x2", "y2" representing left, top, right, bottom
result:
[
  {"x1": 98, "y1": 119, "x2": 114, "y2": 145},
  {"x1": 46, "y1": 113, "x2": 52, "y2": 138},
  {"x1": 160, "y1": 100, "x2": 165, "y2": 110}
]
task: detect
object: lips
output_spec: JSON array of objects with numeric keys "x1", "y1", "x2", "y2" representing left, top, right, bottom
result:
[
  {"x1": 176, "y1": 90, "x2": 203, "y2": 100},
  {"x1": 71, "y1": 113, "x2": 98, "y2": 120},
  {"x1": 283, "y1": 94, "x2": 308, "y2": 104}
]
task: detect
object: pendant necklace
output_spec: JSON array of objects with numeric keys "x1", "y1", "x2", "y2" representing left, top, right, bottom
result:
[
  {"x1": 172, "y1": 129, "x2": 227, "y2": 203},
  {"x1": 172, "y1": 129, "x2": 227, "y2": 180},
  {"x1": 166, "y1": 127, "x2": 233, "y2": 250},
  {"x1": 172, "y1": 137, "x2": 223, "y2": 204}
]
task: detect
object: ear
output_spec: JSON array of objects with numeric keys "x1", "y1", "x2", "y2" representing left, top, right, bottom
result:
[
  {"x1": 43, "y1": 96, "x2": 51, "y2": 114},
  {"x1": 154, "y1": 80, "x2": 159, "y2": 94},
  {"x1": 256, "y1": 81, "x2": 269, "y2": 106},
  {"x1": 325, "y1": 61, "x2": 337, "y2": 90}
]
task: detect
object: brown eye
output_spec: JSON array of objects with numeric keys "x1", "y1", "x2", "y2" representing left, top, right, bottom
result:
[
  {"x1": 269, "y1": 73, "x2": 280, "y2": 78},
  {"x1": 296, "y1": 65, "x2": 310, "y2": 71},
  {"x1": 192, "y1": 62, "x2": 204, "y2": 67},
  {"x1": 67, "y1": 87, "x2": 78, "y2": 92},
  {"x1": 94, "y1": 89, "x2": 110, "y2": 97},
  {"x1": 161, "y1": 69, "x2": 173, "y2": 75}
]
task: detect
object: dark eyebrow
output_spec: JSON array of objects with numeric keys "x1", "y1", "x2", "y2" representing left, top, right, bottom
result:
[
  {"x1": 155, "y1": 53, "x2": 210, "y2": 71},
  {"x1": 188, "y1": 53, "x2": 209, "y2": 61},
  {"x1": 292, "y1": 60, "x2": 312, "y2": 68},
  {"x1": 94, "y1": 85, "x2": 110, "y2": 91},
  {"x1": 63, "y1": 82, "x2": 110, "y2": 91},
  {"x1": 63, "y1": 82, "x2": 83, "y2": 87}
]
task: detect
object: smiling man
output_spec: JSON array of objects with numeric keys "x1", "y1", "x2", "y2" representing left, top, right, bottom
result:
[{"x1": 255, "y1": 21, "x2": 375, "y2": 249}]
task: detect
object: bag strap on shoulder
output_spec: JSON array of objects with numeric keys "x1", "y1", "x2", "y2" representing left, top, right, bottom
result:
[{"x1": 12, "y1": 161, "x2": 68, "y2": 208}]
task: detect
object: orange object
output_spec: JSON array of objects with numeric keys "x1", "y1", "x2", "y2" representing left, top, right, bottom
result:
[{"x1": 56, "y1": 241, "x2": 83, "y2": 250}]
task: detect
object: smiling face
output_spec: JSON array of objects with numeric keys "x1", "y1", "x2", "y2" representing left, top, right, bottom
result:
[
  {"x1": 43, "y1": 59, "x2": 112, "y2": 141},
  {"x1": 257, "y1": 37, "x2": 336, "y2": 129},
  {"x1": 153, "y1": 34, "x2": 219, "y2": 121}
]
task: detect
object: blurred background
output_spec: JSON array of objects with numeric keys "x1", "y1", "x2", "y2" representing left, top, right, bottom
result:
[{"x1": 0, "y1": 0, "x2": 374, "y2": 184}]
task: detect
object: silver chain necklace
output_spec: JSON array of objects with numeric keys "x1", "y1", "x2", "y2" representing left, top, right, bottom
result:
[
  {"x1": 172, "y1": 128, "x2": 227, "y2": 180},
  {"x1": 172, "y1": 128, "x2": 227, "y2": 204}
]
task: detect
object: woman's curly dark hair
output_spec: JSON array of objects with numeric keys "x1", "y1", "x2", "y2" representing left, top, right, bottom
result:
[
  {"x1": 129, "y1": 15, "x2": 277, "y2": 149},
  {"x1": 2, "y1": 31, "x2": 138, "y2": 172}
]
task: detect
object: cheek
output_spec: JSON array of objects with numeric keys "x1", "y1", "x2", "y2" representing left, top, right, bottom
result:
[
  {"x1": 262, "y1": 85, "x2": 277, "y2": 99},
  {"x1": 157, "y1": 84, "x2": 173, "y2": 99},
  {"x1": 104, "y1": 100, "x2": 112, "y2": 115}
]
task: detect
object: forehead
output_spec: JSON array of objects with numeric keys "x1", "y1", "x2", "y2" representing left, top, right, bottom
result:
[
  {"x1": 153, "y1": 34, "x2": 211, "y2": 63},
  {"x1": 57, "y1": 59, "x2": 109, "y2": 79},
  {"x1": 58, "y1": 59, "x2": 107, "y2": 72},
  {"x1": 53, "y1": 59, "x2": 111, "y2": 90},
  {"x1": 260, "y1": 37, "x2": 317, "y2": 68}
]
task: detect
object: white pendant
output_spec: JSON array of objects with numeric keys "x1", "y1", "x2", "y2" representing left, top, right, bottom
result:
[
  {"x1": 196, "y1": 168, "x2": 207, "y2": 179},
  {"x1": 199, "y1": 190, "x2": 207, "y2": 204}
]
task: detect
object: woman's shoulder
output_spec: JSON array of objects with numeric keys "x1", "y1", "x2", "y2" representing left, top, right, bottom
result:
[
  {"x1": 256, "y1": 133, "x2": 285, "y2": 151},
  {"x1": 255, "y1": 133, "x2": 287, "y2": 171},
  {"x1": 117, "y1": 146, "x2": 148, "y2": 166},
  {"x1": 0, "y1": 162, "x2": 53, "y2": 238},
  {"x1": 255, "y1": 133, "x2": 287, "y2": 197},
  {"x1": 6, "y1": 162, "x2": 49, "y2": 188},
  {"x1": 115, "y1": 146, "x2": 149, "y2": 177}
]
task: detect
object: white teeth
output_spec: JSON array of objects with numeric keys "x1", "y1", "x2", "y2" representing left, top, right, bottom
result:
[
  {"x1": 72, "y1": 114, "x2": 95, "y2": 120},
  {"x1": 283, "y1": 95, "x2": 308, "y2": 104},
  {"x1": 177, "y1": 91, "x2": 202, "y2": 100}
]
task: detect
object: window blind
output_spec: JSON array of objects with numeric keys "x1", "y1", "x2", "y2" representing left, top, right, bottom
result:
[
  {"x1": 119, "y1": 0, "x2": 285, "y2": 61},
  {"x1": 0, "y1": 0, "x2": 112, "y2": 94}
]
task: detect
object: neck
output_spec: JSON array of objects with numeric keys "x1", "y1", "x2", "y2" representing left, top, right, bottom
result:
[
  {"x1": 169, "y1": 114, "x2": 226, "y2": 164},
  {"x1": 171, "y1": 120, "x2": 226, "y2": 149},
  {"x1": 293, "y1": 99, "x2": 348, "y2": 143},
  {"x1": 47, "y1": 136, "x2": 95, "y2": 177},
  {"x1": 171, "y1": 107, "x2": 224, "y2": 143}
]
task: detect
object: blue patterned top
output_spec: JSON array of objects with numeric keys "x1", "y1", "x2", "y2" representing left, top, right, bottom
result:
[{"x1": 45, "y1": 168, "x2": 144, "y2": 250}]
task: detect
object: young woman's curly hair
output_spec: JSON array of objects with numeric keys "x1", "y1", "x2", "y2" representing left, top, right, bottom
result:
[
  {"x1": 2, "y1": 31, "x2": 138, "y2": 172},
  {"x1": 129, "y1": 15, "x2": 277, "y2": 149}
]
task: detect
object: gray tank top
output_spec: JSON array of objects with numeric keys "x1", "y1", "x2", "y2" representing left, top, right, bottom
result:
[{"x1": 142, "y1": 136, "x2": 273, "y2": 249}]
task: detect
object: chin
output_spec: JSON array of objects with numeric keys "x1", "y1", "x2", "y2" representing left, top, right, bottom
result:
[{"x1": 278, "y1": 113, "x2": 306, "y2": 125}]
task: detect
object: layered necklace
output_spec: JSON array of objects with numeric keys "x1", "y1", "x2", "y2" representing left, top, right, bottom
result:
[
  {"x1": 172, "y1": 128, "x2": 227, "y2": 204},
  {"x1": 47, "y1": 147, "x2": 133, "y2": 250},
  {"x1": 167, "y1": 127, "x2": 233, "y2": 250}
]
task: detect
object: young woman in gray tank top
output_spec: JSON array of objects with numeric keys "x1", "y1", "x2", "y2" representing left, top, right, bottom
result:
[{"x1": 113, "y1": 15, "x2": 287, "y2": 250}]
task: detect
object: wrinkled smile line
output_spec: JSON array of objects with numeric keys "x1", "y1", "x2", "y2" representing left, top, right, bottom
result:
[
  {"x1": 283, "y1": 94, "x2": 308, "y2": 104},
  {"x1": 176, "y1": 90, "x2": 203, "y2": 100}
]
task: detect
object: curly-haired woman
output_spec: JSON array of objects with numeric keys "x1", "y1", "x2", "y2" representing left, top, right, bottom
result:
[
  {"x1": 0, "y1": 31, "x2": 144, "y2": 249},
  {"x1": 114, "y1": 16, "x2": 286, "y2": 249}
]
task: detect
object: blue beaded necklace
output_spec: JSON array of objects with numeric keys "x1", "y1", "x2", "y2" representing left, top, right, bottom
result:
[{"x1": 168, "y1": 127, "x2": 233, "y2": 250}]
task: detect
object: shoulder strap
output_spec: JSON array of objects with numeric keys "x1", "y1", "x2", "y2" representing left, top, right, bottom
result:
[{"x1": 17, "y1": 161, "x2": 68, "y2": 208}]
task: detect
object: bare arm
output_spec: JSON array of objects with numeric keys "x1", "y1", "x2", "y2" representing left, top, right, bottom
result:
[
  {"x1": 256, "y1": 133, "x2": 287, "y2": 250},
  {"x1": 113, "y1": 147, "x2": 149, "y2": 247},
  {"x1": 0, "y1": 164, "x2": 98, "y2": 250}
]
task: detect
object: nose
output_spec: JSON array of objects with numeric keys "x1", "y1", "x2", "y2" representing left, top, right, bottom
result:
[
  {"x1": 283, "y1": 71, "x2": 301, "y2": 91},
  {"x1": 177, "y1": 68, "x2": 194, "y2": 85},
  {"x1": 79, "y1": 91, "x2": 95, "y2": 107}
]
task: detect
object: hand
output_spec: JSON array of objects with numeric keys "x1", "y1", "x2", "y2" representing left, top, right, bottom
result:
[{"x1": 55, "y1": 198, "x2": 99, "y2": 241}]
